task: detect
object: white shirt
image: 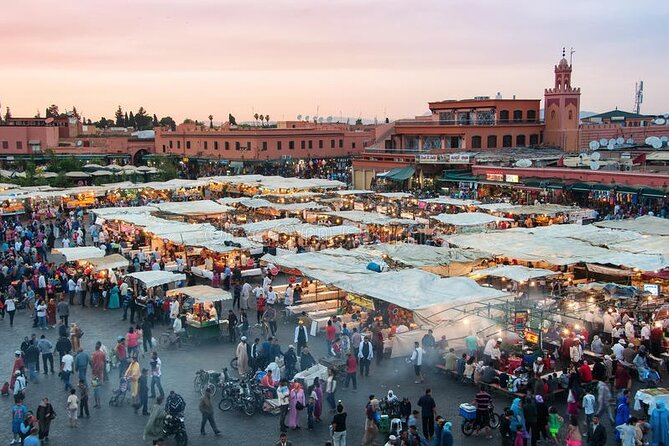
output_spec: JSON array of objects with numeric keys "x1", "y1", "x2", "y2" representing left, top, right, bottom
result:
[
  {"x1": 483, "y1": 338, "x2": 497, "y2": 356},
  {"x1": 152, "y1": 357, "x2": 162, "y2": 377},
  {"x1": 5, "y1": 298, "x2": 15, "y2": 312},
  {"x1": 266, "y1": 291, "x2": 277, "y2": 305},
  {"x1": 170, "y1": 300, "x2": 180, "y2": 319},
  {"x1": 252, "y1": 287, "x2": 264, "y2": 299},
  {"x1": 278, "y1": 385, "x2": 290, "y2": 405},
  {"x1": 173, "y1": 318, "x2": 184, "y2": 333},
  {"x1": 38, "y1": 275, "x2": 46, "y2": 289},
  {"x1": 641, "y1": 325, "x2": 651, "y2": 340},
  {"x1": 36, "y1": 304, "x2": 47, "y2": 317},
  {"x1": 68, "y1": 279, "x2": 76, "y2": 292},
  {"x1": 612, "y1": 342, "x2": 625, "y2": 360},
  {"x1": 284, "y1": 287, "x2": 293, "y2": 306},
  {"x1": 61, "y1": 354, "x2": 74, "y2": 372},
  {"x1": 152, "y1": 262, "x2": 161, "y2": 271},
  {"x1": 411, "y1": 347, "x2": 424, "y2": 366},
  {"x1": 262, "y1": 276, "x2": 272, "y2": 291},
  {"x1": 582, "y1": 393, "x2": 596, "y2": 415},
  {"x1": 326, "y1": 376, "x2": 336, "y2": 393}
]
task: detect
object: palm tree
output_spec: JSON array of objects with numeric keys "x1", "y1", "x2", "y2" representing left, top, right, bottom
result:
[
  {"x1": 265, "y1": 115, "x2": 270, "y2": 126},
  {"x1": 259, "y1": 115, "x2": 264, "y2": 126},
  {"x1": 254, "y1": 113, "x2": 259, "y2": 126},
  {"x1": 208, "y1": 114, "x2": 214, "y2": 129}
]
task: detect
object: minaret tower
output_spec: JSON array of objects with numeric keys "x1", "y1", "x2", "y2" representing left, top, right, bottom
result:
[{"x1": 544, "y1": 48, "x2": 581, "y2": 153}]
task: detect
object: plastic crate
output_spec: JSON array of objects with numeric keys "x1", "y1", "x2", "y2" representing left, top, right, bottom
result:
[{"x1": 459, "y1": 403, "x2": 477, "y2": 421}]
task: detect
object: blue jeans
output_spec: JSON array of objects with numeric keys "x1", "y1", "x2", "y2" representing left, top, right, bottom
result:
[
  {"x1": 63, "y1": 370, "x2": 72, "y2": 390},
  {"x1": 38, "y1": 316, "x2": 47, "y2": 329},
  {"x1": 78, "y1": 366, "x2": 87, "y2": 382},
  {"x1": 326, "y1": 391, "x2": 336, "y2": 410},
  {"x1": 26, "y1": 362, "x2": 38, "y2": 383}
]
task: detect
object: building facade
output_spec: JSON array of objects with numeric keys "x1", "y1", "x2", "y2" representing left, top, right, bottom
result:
[
  {"x1": 543, "y1": 54, "x2": 581, "y2": 152},
  {"x1": 154, "y1": 122, "x2": 375, "y2": 161}
]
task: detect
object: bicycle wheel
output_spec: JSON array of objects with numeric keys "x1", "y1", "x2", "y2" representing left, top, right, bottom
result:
[
  {"x1": 193, "y1": 374, "x2": 205, "y2": 393},
  {"x1": 489, "y1": 412, "x2": 501, "y2": 429},
  {"x1": 230, "y1": 357, "x2": 239, "y2": 370},
  {"x1": 461, "y1": 420, "x2": 475, "y2": 436},
  {"x1": 218, "y1": 397, "x2": 233, "y2": 411}
]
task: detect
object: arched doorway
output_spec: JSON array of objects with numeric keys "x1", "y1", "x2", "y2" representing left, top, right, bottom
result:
[{"x1": 133, "y1": 149, "x2": 149, "y2": 166}]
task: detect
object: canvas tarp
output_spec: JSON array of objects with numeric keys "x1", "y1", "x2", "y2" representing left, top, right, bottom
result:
[
  {"x1": 261, "y1": 251, "x2": 375, "y2": 285},
  {"x1": 80, "y1": 254, "x2": 130, "y2": 271},
  {"x1": 52, "y1": 246, "x2": 106, "y2": 261},
  {"x1": 432, "y1": 212, "x2": 513, "y2": 226},
  {"x1": 470, "y1": 265, "x2": 558, "y2": 282},
  {"x1": 422, "y1": 197, "x2": 481, "y2": 207},
  {"x1": 166, "y1": 285, "x2": 231, "y2": 302},
  {"x1": 595, "y1": 215, "x2": 669, "y2": 236},
  {"x1": 326, "y1": 210, "x2": 416, "y2": 226},
  {"x1": 337, "y1": 244, "x2": 488, "y2": 271},
  {"x1": 126, "y1": 271, "x2": 187, "y2": 287},
  {"x1": 237, "y1": 218, "x2": 302, "y2": 234},
  {"x1": 155, "y1": 200, "x2": 233, "y2": 215}
]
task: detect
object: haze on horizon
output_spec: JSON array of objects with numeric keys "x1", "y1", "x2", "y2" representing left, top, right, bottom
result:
[{"x1": 2, "y1": 0, "x2": 668, "y2": 123}]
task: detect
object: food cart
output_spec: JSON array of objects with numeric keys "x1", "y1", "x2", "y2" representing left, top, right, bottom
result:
[{"x1": 167, "y1": 285, "x2": 232, "y2": 344}]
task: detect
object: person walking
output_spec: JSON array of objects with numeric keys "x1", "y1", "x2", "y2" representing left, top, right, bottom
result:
[
  {"x1": 66, "y1": 388, "x2": 79, "y2": 428},
  {"x1": 143, "y1": 395, "x2": 166, "y2": 443},
  {"x1": 38, "y1": 335, "x2": 55, "y2": 375},
  {"x1": 278, "y1": 379, "x2": 290, "y2": 432},
  {"x1": 358, "y1": 336, "x2": 374, "y2": 378},
  {"x1": 90, "y1": 342, "x2": 106, "y2": 383},
  {"x1": 135, "y1": 368, "x2": 149, "y2": 415},
  {"x1": 74, "y1": 348, "x2": 90, "y2": 382},
  {"x1": 294, "y1": 320, "x2": 309, "y2": 356},
  {"x1": 344, "y1": 352, "x2": 357, "y2": 391},
  {"x1": 77, "y1": 379, "x2": 90, "y2": 419},
  {"x1": 149, "y1": 351, "x2": 164, "y2": 399},
  {"x1": 410, "y1": 341, "x2": 425, "y2": 384},
  {"x1": 331, "y1": 401, "x2": 347, "y2": 446},
  {"x1": 588, "y1": 415, "x2": 607, "y2": 446},
  {"x1": 326, "y1": 368, "x2": 337, "y2": 413},
  {"x1": 11, "y1": 398, "x2": 27, "y2": 445},
  {"x1": 227, "y1": 310, "x2": 238, "y2": 344},
  {"x1": 287, "y1": 382, "x2": 305, "y2": 430},
  {"x1": 5, "y1": 295, "x2": 16, "y2": 327},
  {"x1": 237, "y1": 337, "x2": 250, "y2": 376},
  {"x1": 36, "y1": 397, "x2": 56, "y2": 443},
  {"x1": 61, "y1": 350, "x2": 74, "y2": 391},
  {"x1": 417, "y1": 388, "x2": 436, "y2": 440}
]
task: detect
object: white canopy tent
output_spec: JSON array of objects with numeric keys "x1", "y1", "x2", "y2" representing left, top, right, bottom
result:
[
  {"x1": 261, "y1": 251, "x2": 375, "y2": 285},
  {"x1": 155, "y1": 200, "x2": 233, "y2": 216},
  {"x1": 595, "y1": 215, "x2": 669, "y2": 236},
  {"x1": 326, "y1": 210, "x2": 416, "y2": 226},
  {"x1": 432, "y1": 212, "x2": 513, "y2": 226},
  {"x1": 166, "y1": 285, "x2": 231, "y2": 303},
  {"x1": 422, "y1": 196, "x2": 481, "y2": 207},
  {"x1": 80, "y1": 254, "x2": 130, "y2": 271},
  {"x1": 52, "y1": 247, "x2": 106, "y2": 261},
  {"x1": 475, "y1": 203, "x2": 520, "y2": 212},
  {"x1": 237, "y1": 218, "x2": 302, "y2": 235},
  {"x1": 470, "y1": 265, "x2": 558, "y2": 282},
  {"x1": 126, "y1": 271, "x2": 187, "y2": 288},
  {"x1": 376, "y1": 192, "x2": 413, "y2": 199}
]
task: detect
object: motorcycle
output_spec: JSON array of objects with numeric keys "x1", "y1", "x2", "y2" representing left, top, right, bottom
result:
[
  {"x1": 163, "y1": 413, "x2": 188, "y2": 446},
  {"x1": 218, "y1": 374, "x2": 256, "y2": 416},
  {"x1": 460, "y1": 403, "x2": 500, "y2": 436}
]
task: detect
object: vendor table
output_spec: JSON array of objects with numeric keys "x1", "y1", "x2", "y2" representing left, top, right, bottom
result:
[
  {"x1": 634, "y1": 388, "x2": 669, "y2": 415},
  {"x1": 287, "y1": 300, "x2": 339, "y2": 316},
  {"x1": 293, "y1": 364, "x2": 329, "y2": 387}
]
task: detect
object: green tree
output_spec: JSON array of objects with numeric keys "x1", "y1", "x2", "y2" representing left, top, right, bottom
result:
[
  {"x1": 115, "y1": 106, "x2": 124, "y2": 126},
  {"x1": 124, "y1": 112, "x2": 129, "y2": 127},
  {"x1": 46, "y1": 104, "x2": 59, "y2": 118},
  {"x1": 96, "y1": 117, "x2": 109, "y2": 128},
  {"x1": 183, "y1": 118, "x2": 195, "y2": 124},
  {"x1": 355, "y1": 118, "x2": 363, "y2": 126},
  {"x1": 72, "y1": 106, "x2": 80, "y2": 119},
  {"x1": 4, "y1": 107, "x2": 11, "y2": 121},
  {"x1": 385, "y1": 117, "x2": 390, "y2": 124},
  {"x1": 154, "y1": 156, "x2": 178, "y2": 181},
  {"x1": 159, "y1": 116, "x2": 176, "y2": 130},
  {"x1": 128, "y1": 111, "x2": 135, "y2": 128},
  {"x1": 153, "y1": 114, "x2": 159, "y2": 127},
  {"x1": 134, "y1": 107, "x2": 152, "y2": 130}
]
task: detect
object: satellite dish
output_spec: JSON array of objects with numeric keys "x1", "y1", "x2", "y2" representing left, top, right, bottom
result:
[
  {"x1": 626, "y1": 138, "x2": 635, "y2": 144},
  {"x1": 515, "y1": 159, "x2": 532, "y2": 168},
  {"x1": 590, "y1": 161, "x2": 601, "y2": 170},
  {"x1": 589, "y1": 141, "x2": 600, "y2": 150},
  {"x1": 591, "y1": 152, "x2": 601, "y2": 161},
  {"x1": 645, "y1": 137, "x2": 655, "y2": 145},
  {"x1": 664, "y1": 113, "x2": 669, "y2": 119},
  {"x1": 661, "y1": 136, "x2": 669, "y2": 142},
  {"x1": 75, "y1": 140, "x2": 83, "y2": 147},
  {"x1": 608, "y1": 138, "x2": 617, "y2": 145},
  {"x1": 607, "y1": 143, "x2": 615, "y2": 150},
  {"x1": 616, "y1": 137, "x2": 625, "y2": 145},
  {"x1": 648, "y1": 136, "x2": 662, "y2": 149},
  {"x1": 599, "y1": 138, "x2": 609, "y2": 146},
  {"x1": 656, "y1": 118, "x2": 667, "y2": 125}
]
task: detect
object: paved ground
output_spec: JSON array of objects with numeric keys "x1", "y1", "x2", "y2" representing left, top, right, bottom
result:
[{"x1": 0, "y1": 276, "x2": 650, "y2": 446}]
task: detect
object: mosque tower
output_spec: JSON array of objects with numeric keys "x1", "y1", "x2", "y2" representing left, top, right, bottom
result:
[{"x1": 544, "y1": 48, "x2": 581, "y2": 153}]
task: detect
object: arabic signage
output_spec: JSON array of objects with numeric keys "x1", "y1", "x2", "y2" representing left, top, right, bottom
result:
[
  {"x1": 524, "y1": 330, "x2": 540, "y2": 344},
  {"x1": 514, "y1": 310, "x2": 528, "y2": 331},
  {"x1": 347, "y1": 294, "x2": 375, "y2": 310},
  {"x1": 414, "y1": 153, "x2": 472, "y2": 164},
  {"x1": 486, "y1": 173, "x2": 505, "y2": 182}
]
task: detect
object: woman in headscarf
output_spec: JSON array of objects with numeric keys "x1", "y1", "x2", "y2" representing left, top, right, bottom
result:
[
  {"x1": 287, "y1": 382, "x2": 305, "y2": 430},
  {"x1": 650, "y1": 401, "x2": 669, "y2": 446},
  {"x1": 387, "y1": 390, "x2": 399, "y2": 403},
  {"x1": 362, "y1": 398, "x2": 380, "y2": 446},
  {"x1": 46, "y1": 298, "x2": 57, "y2": 327},
  {"x1": 70, "y1": 323, "x2": 81, "y2": 353},
  {"x1": 615, "y1": 391, "x2": 631, "y2": 443},
  {"x1": 509, "y1": 398, "x2": 526, "y2": 437},
  {"x1": 311, "y1": 377, "x2": 323, "y2": 422}
]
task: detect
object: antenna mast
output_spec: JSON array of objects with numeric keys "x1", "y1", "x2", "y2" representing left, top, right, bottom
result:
[{"x1": 634, "y1": 81, "x2": 644, "y2": 115}]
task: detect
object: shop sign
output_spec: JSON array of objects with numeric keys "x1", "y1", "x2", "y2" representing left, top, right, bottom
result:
[
  {"x1": 524, "y1": 330, "x2": 539, "y2": 344},
  {"x1": 416, "y1": 154, "x2": 440, "y2": 163},
  {"x1": 449, "y1": 154, "x2": 471, "y2": 164},
  {"x1": 486, "y1": 173, "x2": 504, "y2": 182},
  {"x1": 400, "y1": 212, "x2": 414, "y2": 220},
  {"x1": 353, "y1": 202, "x2": 365, "y2": 211},
  {"x1": 514, "y1": 310, "x2": 528, "y2": 331},
  {"x1": 505, "y1": 174, "x2": 519, "y2": 183},
  {"x1": 347, "y1": 294, "x2": 375, "y2": 310}
]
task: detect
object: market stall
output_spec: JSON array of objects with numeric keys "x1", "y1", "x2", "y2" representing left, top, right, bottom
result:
[
  {"x1": 167, "y1": 285, "x2": 232, "y2": 343},
  {"x1": 52, "y1": 246, "x2": 106, "y2": 261}
]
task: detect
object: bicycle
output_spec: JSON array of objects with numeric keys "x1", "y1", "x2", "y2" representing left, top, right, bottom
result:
[
  {"x1": 193, "y1": 369, "x2": 224, "y2": 396},
  {"x1": 460, "y1": 403, "x2": 500, "y2": 436}
]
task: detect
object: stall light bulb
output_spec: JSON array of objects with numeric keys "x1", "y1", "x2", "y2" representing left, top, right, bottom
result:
[
  {"x1": 563, "y1": 329, "x2": 570, "y2": 335},
  {"x1": 574, "y1": 324, "x2": 580, "y2": 330}
]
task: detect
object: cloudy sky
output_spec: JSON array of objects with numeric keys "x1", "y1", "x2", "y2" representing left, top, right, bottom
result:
[{"x1": 2, "y1": 0, "x2": 668, "y2": 122}]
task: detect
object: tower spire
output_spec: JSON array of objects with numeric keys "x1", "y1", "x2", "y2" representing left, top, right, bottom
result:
[{"x1": 562, "y1": 47, "x2": 565, "y2": 58}]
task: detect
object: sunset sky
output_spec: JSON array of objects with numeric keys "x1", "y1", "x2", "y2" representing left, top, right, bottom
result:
[{"x1": 2, "y1": 0, "x2": 668, "y2": 123}]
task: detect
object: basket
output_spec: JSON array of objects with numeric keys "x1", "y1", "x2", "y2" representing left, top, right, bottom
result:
[{"x1": 459, "y1": 403, "x2": 477, "y2": 420}]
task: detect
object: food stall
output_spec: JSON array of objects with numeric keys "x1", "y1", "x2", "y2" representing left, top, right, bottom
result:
[
  {"x1": 166, "y1": 285, "x2": 232, "y2": 343},
  {"x1": 125, "y1": 270, "x2": 187, "y2": 314},
  {"x1": 52, "y1": 246, "x2": 107, "y2": 262}
]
